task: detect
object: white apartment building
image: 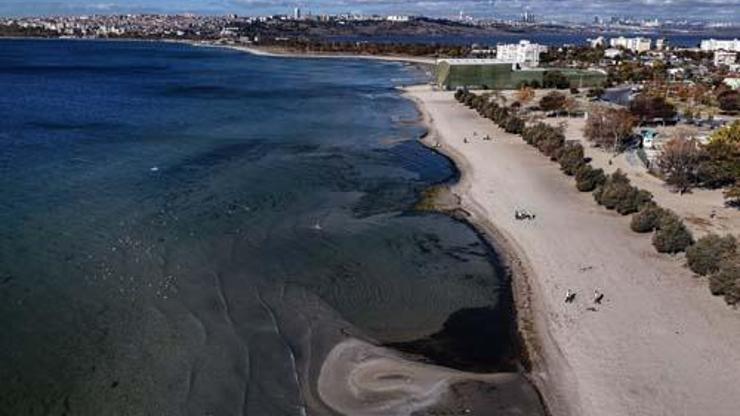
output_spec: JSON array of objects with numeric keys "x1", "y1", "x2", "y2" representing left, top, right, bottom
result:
[
  {"x1": 714, "y1": 50, "x2": 738, "y2": 67},
  {"x1": 701, "y1": 39, "x2": 740, "y2": 52},
  {"x1": 609, "y1": 36, "x2": 652, "y2": 53},
  {"x1": 387, "y1": 15, "x2": 411, "y2": 22},
  {"x1": 496, "y1": 40, "x2": 548, "y2": 67}
]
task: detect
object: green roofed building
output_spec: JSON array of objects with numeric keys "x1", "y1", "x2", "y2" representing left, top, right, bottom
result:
[{"x1": 435, "y1": 59, "x2": 607, "y2": 90}]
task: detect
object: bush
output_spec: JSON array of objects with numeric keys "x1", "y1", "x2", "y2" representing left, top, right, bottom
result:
[
  {"x1": 594, "y1": 170, "x2": 631, "y2": 208},
  {"x1": 503, "y1": 115, "x2": 525, "y2": 134},
  {"x1": 559, "y1": 143, "x2": 585, "y2": 175},
  {"x1": 686, "y1": 234, "x2": 737, "y2": 276},
  {"x1": 539, "y1": 91, "x2": 567, "y2": 112},
  {"x1": 575, "y1": 164, "x2": 606, "y2": 192},
  {"x1": 630, "y1": 203, "x2": 668, "y2": 233},
  {"x1": 593, "y1": 170, "x2": 652, "y2": 215},
  {"x1": 617, "y1": 188, "x2": 653, "y2": 215},
  {"x1": 708, "y1": 257, "x2": 740, "y2": 305},
  {"x1": 652, "y1": 215, "x2": 694, "y2": 254}
]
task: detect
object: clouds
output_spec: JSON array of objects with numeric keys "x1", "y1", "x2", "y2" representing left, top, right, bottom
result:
[{"x1": 3, "y1": 0, "x2": 740, "y2": 20}]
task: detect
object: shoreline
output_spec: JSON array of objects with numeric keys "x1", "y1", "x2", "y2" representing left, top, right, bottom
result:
[
  {"x1": 405, "y1": 84, "x2": 740, "y2": 416},
  {"x1": 404, "y1": 89, "x2": 559, "y2": 414}
]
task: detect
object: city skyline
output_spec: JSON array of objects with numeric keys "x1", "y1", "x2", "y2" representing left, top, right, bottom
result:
[{"x1": 3, "y1": 0, "x2": 740, "y2": 22}]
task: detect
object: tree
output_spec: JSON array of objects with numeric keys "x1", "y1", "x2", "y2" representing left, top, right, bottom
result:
[
  {"x1": 717, "y1": 90, "x2": 739, "y2": 112},
  {"x1": 686, "y1": 234, "x2": 737, "y2": 276},
  {"x1": 563, "y1": 96, "x2": 579, "y2": 116},
  {"x1": 629, "y1": 94, "x2": 677, "y2": 123},
  {"x1": 543, "y1": 71, "x2": 570, "y2": 89},
  {"x1": 697, "y1": 121, "x2": 740, "y2": 203},
  {"x1": 539, "y1": 91, "x2": 567, "y2": 113},
  {"x1": 709, "y1": 120, "x2": 740, "y2": 146},
  {"x1": 657, "y1": 138, "x2": 704, "y2": 193},
  {"x1": 516, "y1": 86, "x2": 535, "y2": 104},
  {"x1": 584, "y1": 105, "x2": 636, "y2": 151}
]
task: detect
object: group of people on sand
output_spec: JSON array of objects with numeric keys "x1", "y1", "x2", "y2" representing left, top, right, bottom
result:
[
  {"x1": 462, "y1": 131, "x2": 491, "y2": 144},
  {"x1": 565, "y1": 289, "x2": 604, "y2": 306}
]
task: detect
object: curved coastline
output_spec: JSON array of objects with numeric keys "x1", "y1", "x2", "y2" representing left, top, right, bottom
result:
[
  {"x1": 403, "y1": 88, "x2": 561, "y2": 414},
  {"x1": 402, "y1": 84, "x2": 740, "y2": 416}
]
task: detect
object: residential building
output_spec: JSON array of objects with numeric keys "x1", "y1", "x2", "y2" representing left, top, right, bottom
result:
[
  {"x1": 387, "y1": 15, "x2": 411, "y2": 22},
  {"x1": 609, "y1": 36, "x2": 652, "y2": 53},
  {"x1": 496, "y1": 40, "x2": 548, "y2": 67},
  {"x1": 700, "y1": 38, "x2": 740, "y2": 52},
  {"x1": 589, "y1": 36, "x2": 606, "y2": 48},
  {"x1": 714, "y1": 51, "x2": 738, "y2": 67},
  {"x1": 604, "y1": 48, "x2": 622, "y2": 59},
  {"x1": 724, "y1": 78, "x2": 740, "y2": 90}
]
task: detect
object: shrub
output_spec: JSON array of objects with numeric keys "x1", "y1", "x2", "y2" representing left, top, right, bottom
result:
[
  {"x1": 593, "y1": 170, "x2": 652, "y2": 215},
  {"x1": 559, "y1": 143, "x2": 585, "y2": 176},
  {"x1": 616, "y1": 188, "x2": 653, "y2": 215},
  {"x1": 630, "y1": 203, "x2": 668, "y2": 233},
  {"x1": 539, "y1": 91, "x2": 567, "y2": 112},
  {"x1": 686, "y1": 234, "x2": 737, "y2": 276},
  {"x1": 594, "y1": 170, "x2": 632, "y2": 208},
  {"x1": 575, "y1": 164, "x2": 606, "y2": 192},
  {"x1": 708, "y1": 257, "x2": 740, "y2": 305},
  {"x1": 503, "y1": 115, "x2": 525, "y2": 134},
  {"x1": 652, "y1": 215, "x2": 694, "y2": 254}
]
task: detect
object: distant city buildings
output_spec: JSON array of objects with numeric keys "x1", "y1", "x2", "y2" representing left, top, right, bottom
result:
[
  {"x1": 386, "y1": 15, "x2": 411, "y2": 22},
  {"x1": 496, "y1": 40, "x2": 548, "y2": 67},
  {"x1": 701, "y1": 38, "x2": 740, "y2": 52},
  {"x1": 609, "y1": 36, "x2": 652, "y2": 53},
  {"x1": 521, "y1": 11, "x2": 536, "y2": 24}
]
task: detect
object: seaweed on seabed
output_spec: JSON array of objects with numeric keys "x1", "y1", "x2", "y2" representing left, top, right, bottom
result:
[{"x1": 414, "y1": 186, "x2": 445, "y2": 212}]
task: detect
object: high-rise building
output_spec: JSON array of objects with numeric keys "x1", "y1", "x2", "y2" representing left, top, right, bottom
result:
[{"x1": 293, "y1": 7, "x2": 301, "y2": 20}]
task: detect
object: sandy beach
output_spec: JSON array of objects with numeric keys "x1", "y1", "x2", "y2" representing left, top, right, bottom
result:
[{"x1": 405, "y1": 85, "x2": 740, "y2": 416}]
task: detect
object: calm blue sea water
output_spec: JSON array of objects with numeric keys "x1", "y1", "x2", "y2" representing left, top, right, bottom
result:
[{"x1": 0, "y1": 40, "x2": 520, "y2": 415}]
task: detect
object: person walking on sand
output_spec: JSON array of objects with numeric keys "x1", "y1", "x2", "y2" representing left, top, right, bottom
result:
[{"x1": 594, "y1": 289, "x2": 604, "y2": 305}]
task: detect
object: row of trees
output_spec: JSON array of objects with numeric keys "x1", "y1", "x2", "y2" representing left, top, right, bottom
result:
[
  {"x1": 454, "y1": 89, "x2": 739, "y2": 306},
  {"x1": 264, "y1": 39, "x2": 471, "y2": 57}
]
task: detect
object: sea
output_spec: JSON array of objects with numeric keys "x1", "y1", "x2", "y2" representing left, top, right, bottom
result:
[{"x1": 0, "y1": 39, "x2": 530, "y2": 415}]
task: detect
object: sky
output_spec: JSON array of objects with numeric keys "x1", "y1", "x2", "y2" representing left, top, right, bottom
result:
[{"x1": 1, "y1": 0, "x2": 740, "y2": 22}]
